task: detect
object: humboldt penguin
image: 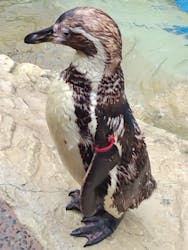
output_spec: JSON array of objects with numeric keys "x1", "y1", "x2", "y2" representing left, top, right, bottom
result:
[{"x1": 24, "y1": 7, "x2": 156, "y2": 247}]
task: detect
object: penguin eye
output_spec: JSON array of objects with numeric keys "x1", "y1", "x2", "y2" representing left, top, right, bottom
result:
[
  {"x1": 64, "y1": 31, "x2": 69, "y2": 36},
  {"x1": 63, "y1": 29, "x2": 71, "y2": 38}
]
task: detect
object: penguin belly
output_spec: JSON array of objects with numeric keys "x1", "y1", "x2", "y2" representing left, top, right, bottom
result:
[{"x1": 46, "y1": 78, "x2": 85, "y2": 184}]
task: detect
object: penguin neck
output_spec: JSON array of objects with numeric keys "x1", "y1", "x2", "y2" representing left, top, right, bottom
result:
[
  {"x1": 63, "y1": 62, "x2": 124, "y2": 98},
  {"x1": 62, "y1": 59, "x2": 125, "y2": 106},
  {"x1": 71, "y1": 48, "x2": 106, "y2": 85},
  {"x1": 97, "y1": 66, "x2": 125, "y2": 107}
]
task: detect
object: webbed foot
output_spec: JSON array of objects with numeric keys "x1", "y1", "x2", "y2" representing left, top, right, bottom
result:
[
  {"x1": 71, "y1": 211, "x2": 122, "y2": 247},
  {"x1": 66, "y1": 189, "x2": 81, "y2": 211}
]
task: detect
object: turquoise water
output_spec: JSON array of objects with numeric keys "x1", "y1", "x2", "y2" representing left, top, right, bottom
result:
[
  {"x1": 0, "y1": 0, "x2": 188, "y2": 139},
  {"x1": 165, "y1": 25, "x2": 188, "y2": 40},
  {"x1": 176, "y1": 0, "x2": 188, "y2": 12}
]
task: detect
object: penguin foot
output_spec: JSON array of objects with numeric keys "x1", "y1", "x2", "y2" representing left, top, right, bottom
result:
[
  {"x1": 66, "y1": 189, "x2": 81, "y2": 211},
  {"x1": 71, "y1": 211, "x2": 121, "y2": 247}
]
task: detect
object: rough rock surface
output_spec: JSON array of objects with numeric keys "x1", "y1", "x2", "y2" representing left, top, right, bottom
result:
[{"x1": 0, "y1": 55, "x2": 188, "y2": 250}]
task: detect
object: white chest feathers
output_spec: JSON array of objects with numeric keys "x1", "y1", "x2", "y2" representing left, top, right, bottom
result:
[
  {"x1": 46, "y1": 78, "x2": 85, "y2": 184},
  {"x1": 46, "y1": 78, "x2": 79, "y2": 148}
]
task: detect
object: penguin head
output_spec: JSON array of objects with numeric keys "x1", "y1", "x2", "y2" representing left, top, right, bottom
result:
[{"x1": 24, "y1": 7, "x2": 122, "y2": 68}]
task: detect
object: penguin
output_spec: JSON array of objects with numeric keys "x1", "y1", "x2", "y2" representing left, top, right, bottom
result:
[{"x1": 24, "y1": 7, "x2": 156, "y2": 247}]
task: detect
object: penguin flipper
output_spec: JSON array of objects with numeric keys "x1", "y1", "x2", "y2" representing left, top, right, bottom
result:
[{"x1": 81, "y1": 145, "x2": 120, "y2": 217}]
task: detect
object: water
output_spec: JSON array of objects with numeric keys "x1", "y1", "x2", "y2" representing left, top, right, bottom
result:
[{"x1": 0, "y1": 0, "x2": 188, "y2": 139}]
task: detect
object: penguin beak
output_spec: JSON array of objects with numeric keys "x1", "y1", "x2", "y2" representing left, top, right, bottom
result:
[{"x1": 24, "y1": 26, "x2": 65, "y2": 44}]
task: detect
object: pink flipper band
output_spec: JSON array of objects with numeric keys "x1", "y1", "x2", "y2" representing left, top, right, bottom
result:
[{"x1": 94, "y1": 136, "x2": 115, "y2": 153}]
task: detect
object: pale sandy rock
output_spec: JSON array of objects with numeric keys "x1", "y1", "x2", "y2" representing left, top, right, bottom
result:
[
  {"x1": 0, "y1": 55, "x2": 188, "y2": 250},
  {"x1": 0, "y1": 79, "x2": 16, "y2": 94},
  {"x1": 0, "y1": 113, "x2": 15, "y2": 150},
  {"x1": 0, "y1": 54, "x2": 15, "y2": 73},
  {"x1": 13, "y1": 62, "x2": 52, "y2": 93}
]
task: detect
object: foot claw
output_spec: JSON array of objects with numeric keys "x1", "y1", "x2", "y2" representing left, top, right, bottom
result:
[
  {"x1": 66, "y1": 200, "x2": 80, "y2": 211},
  {"x1": 66, "y1": 189, "x2": 81, "y2": 211},
  {"x1": 68, "y1": 189, "x2": 80, "y2": 198},
  {"x1": 71, "y1": 227, "x2": 83, "y2": 236}
]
